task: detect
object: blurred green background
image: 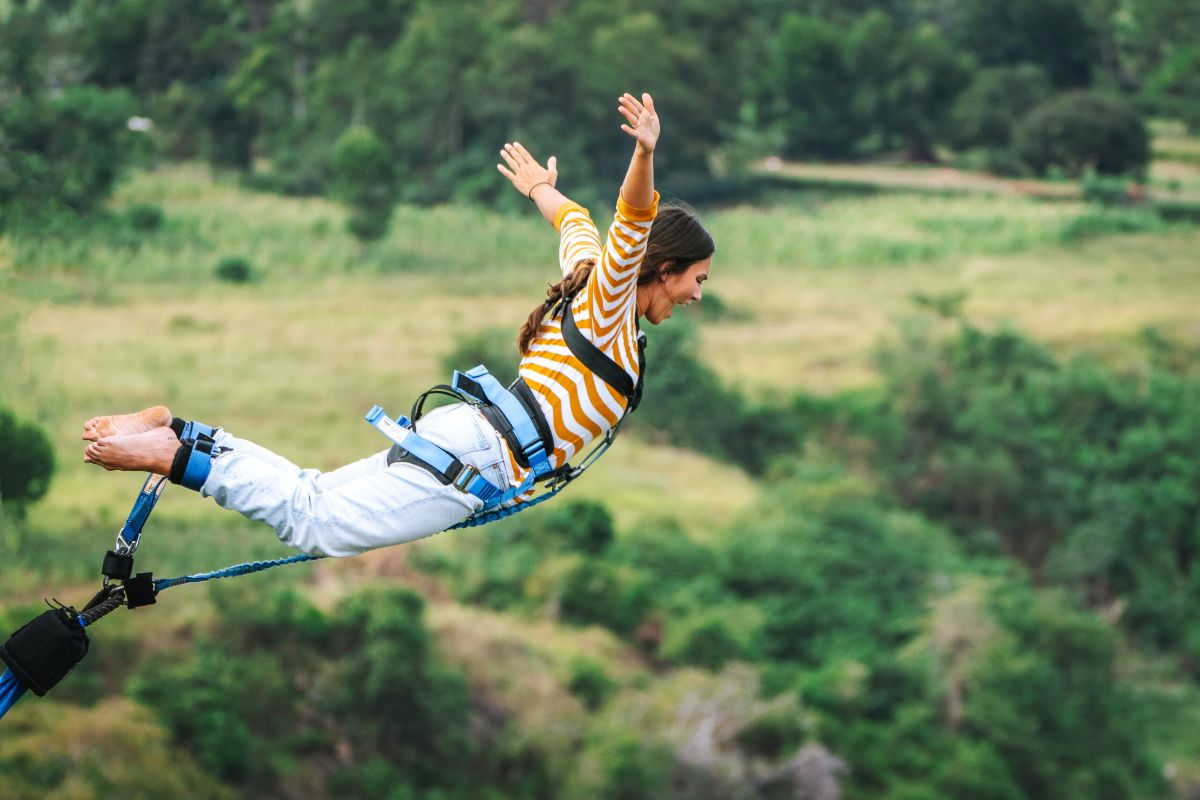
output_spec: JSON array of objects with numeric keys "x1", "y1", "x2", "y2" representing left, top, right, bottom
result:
[{"x1": 2, "y1": 0, "x2": 1199, "y2": 798}]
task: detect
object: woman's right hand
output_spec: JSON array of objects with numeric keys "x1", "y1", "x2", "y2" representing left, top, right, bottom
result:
[
  {"x1": 618, "y1": 92, "x2": 659, "y2": 155},
  {"x1": 497, "y1": 142, "x2": 558, "y2": 200}
]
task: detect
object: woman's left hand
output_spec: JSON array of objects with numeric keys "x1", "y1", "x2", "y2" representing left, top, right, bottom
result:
[
  {"x1": 618, "y1": 92, "x2": 660, "y2": 154},
  {"x1": 497, "y1": 142, "x2": 557, "y2": 199}
]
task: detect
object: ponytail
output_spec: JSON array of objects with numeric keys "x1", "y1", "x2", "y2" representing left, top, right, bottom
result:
[{"x1": 517, "y1": 260, "x2": 595, "y2": 354}]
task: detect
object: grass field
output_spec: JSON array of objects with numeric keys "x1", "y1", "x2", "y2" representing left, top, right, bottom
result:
[{"x1": 2, "y1": 162, "x2": 1198, "y2": 603}]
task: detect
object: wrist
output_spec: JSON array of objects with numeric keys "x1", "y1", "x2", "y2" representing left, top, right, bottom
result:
[
  {"x1": 634, "y1": 143, "x2": 655, "y2": 157},
  {"x1": 527, "y1": 181, "x2": 552, "y2": 201}
]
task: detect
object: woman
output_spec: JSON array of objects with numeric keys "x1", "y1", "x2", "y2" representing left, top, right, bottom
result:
[{"x1": 81, "y1": 92, "x2": 715, "y2": 557}]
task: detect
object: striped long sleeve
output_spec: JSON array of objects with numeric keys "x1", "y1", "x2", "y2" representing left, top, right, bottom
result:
[{"x1": 509, "y1": 191, "x2": 659, "y2": 480}]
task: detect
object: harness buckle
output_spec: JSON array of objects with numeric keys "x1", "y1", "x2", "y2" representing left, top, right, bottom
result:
[{"x1": 451, "y1": 465, "x2": 481, "y2": 494}]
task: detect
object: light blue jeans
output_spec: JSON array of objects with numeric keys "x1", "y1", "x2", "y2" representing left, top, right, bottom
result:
[{"x1": 200, "y1": 403, "x2": 513, "y2": 557}]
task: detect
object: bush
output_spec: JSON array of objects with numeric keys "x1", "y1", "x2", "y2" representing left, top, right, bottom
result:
[
  {"x1": 870, "y1": 320, "x2": 1200, "y2": 658},
  {"x1": 1, "y1": 85, "x2": 137, "y2": 219},
  {"x1": 566, "y1": 657, "x2": 617, "y2": 711},
  {"x1": 949, "y1": 64, "x2": 1053, "y2": 150},
  {"x1": 559, "y1": 558, "x2": 653, "y2": 636},
  {"x1": 331, "y1": 126, "x2": 397, "y2": 242},
  {"x1": 126, "y1": 203, "x2": 164, "y2": 232},
  {"x1": 539, "y1": 499, "x2": 615, "y2": 555},
  {"x1": 0, "y1": 408, "x2": 55, "y2": 513},
  {"x1": 661, "y1": 607, "x2": 759, "y2": 671},
  {"x1": 1013, "y1": 91, "x2": 1150, "y2": 177},
  {"x1": 214, "y1": 255, "x2": 253, "y2": 283}
]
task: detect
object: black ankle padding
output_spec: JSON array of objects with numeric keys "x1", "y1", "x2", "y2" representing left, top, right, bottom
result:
[
  {"x1": 168, "y1": 441, "x2": 194, "y2": 485},
  {"x1": 170, "y1": 417, "x2": 186, "y2": 439}
]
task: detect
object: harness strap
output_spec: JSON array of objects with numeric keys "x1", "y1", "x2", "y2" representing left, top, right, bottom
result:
[
  {"x1": 452, "y1": 366, "x2": 554, "y2": 478},
  {"x1": 366, "y1": 406, "x2": 510, "y2": 506},
  {"x1": 558, "y1": 298, "x2": 646, "y2": 413}
]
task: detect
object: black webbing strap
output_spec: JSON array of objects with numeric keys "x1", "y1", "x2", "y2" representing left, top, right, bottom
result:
[{"x1": 559, "y1": 298, "x2": 646, "y2": 413}]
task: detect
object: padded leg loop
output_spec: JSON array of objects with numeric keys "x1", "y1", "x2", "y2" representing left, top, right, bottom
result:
[
  {"x1": 0, "y1": 608, "x2": 89, "y2": 697},
  {"x1": 176, "y1": 419, "x2": 216, "y2": 443},
  {"x1": 169, "y1": 437, "x2": 216, "y2": 491}
]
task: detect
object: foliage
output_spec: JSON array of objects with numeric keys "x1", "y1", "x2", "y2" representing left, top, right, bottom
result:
[
  {"x1": 214, "y1": 255, "x2": 254, "y2": 283},
  {"x1": 871, "y1": 319, "x2": 1200, "y2": 662},
  {"x1": 1, "y1": 84, "x2": 137, "y2": 226},
  {"x1": 1013, "y1": 91, "x2": 1151, "y2": 177},
  {"x1": 0, "y1": 408, "x2": 54, "y2": 514},
  {"x1": 567, "y1": 656, "x2": 617, "y2": 711},
  {"x1": 126, "y1": 201, "x2": 165, "y2": 232},
  {"x1": 948, "y1": 64, "x2": 1053, "y2": 151},
  {"x1": 131, "y1": 584, "x2": 529, "y2": 799},
  {"x1": 637, "y1": 319, "x2": 805, "y2": 476},
  {"x1": 948, "y1": 0, "x2": 1097, "y2": 88},
  {"x1": 1141, "y1": 45, "x2": 1200, "y2": 133},
  {"x1": 761, "y1": 14, "x2": 865, "y2": 159},
  {"x1": 844, "y1": 12, "x2": 971, "y2": 162},
  {"x1": 331, "y1": 125, "x2": 397, "y2": 241}
]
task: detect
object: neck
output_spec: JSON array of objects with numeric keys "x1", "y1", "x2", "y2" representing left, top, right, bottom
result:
[{"x1": 635, "y1": 284, "x2": 650, "y2": 318}]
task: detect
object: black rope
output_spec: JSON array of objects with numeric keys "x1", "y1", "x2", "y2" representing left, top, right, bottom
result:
[{"x1": 78, "y1": 589, "x2": 125, "y2": 627}]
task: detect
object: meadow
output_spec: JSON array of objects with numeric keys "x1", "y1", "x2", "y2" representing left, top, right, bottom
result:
[
  {"x1": 2, "y1": 160, "x2": 1200, "y2": 797},
  {"x1": 3, "y1": 163, "x2": 1198, "y2": 580}
]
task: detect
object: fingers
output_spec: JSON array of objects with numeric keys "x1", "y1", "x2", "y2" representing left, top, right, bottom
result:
[{"x1": 642, "y1": 92, "x2": 655, "y2": 115}]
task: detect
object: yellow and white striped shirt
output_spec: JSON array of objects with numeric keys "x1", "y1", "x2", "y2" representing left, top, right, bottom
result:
[{"x1": 506, "y1": 192, "x2": 659, "y2": 483}]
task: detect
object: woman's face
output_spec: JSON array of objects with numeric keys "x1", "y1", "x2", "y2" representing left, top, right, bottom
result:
[{"x1": 644, "y1": 257, "x2": 711, "y2": 324}]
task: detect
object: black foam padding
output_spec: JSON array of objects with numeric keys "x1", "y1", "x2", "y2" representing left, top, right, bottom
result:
[{"x1": 0, "y1": 608, "x2": 89, "y2": 697}]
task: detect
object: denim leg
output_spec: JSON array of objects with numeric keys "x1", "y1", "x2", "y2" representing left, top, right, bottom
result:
[{"x1": 200, "y1": 404, "x2": 512, "y2": 557}]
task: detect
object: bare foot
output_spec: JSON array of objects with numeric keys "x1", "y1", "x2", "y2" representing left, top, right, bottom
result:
[
  {"x1": 82, "y1": 405, "x2": 172, "y2": 442},
  {"x1": 84, "y1": 427, "x2": 182, "y2": 476}
]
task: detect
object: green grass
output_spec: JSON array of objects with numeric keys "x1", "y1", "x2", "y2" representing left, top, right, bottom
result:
[{"x1": 2, "y1": 161, "x2": 1199, "y2": 602}]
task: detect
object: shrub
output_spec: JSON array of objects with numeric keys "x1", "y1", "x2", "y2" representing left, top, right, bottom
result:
[
  {"x1": 539, "y1": 499, "x2": 615, "y2": 555},
  {"x1": 1013, "y1": 91, "x2": 1150, "y2": 177},
  {"x1": 1, "y1": 85, "x2": 137, "y2": 219},
  {"x1": 331, "y1": 126, "x2": 396, "y2": 242},
  {"x1": 559, "y1": 558, "x2": 653, "y2": 636},
  {"x1": 214, "y1": 255, "x2": 253, "y2": 283},
  {"x1": 566, "y1": 657, "x2": 616, "y2": 711},
  {"x1": 949, "y1": 64, "x2": 1053, "y2": 150},
  {"x1": 661, "y1": 607, "x2": 758, "y2": 671},
  {"x1": 126, "y1": 202, "x2": 164, "y2": 232},
  {"x1": 0, "y1": 408, "x2": 55, "y2": 514}
]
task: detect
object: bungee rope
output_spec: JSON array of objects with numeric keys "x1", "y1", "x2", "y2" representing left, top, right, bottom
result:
[{"x1": 0, "y1": 403, "x2": 619, "y2": 721}]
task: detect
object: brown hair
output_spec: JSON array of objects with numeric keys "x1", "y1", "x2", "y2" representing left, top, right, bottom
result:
[{"x1": 517, "y1": 204, "x2": 715, "y2": 354}]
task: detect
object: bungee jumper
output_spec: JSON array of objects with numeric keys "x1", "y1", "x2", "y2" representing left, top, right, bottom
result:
[{"x1": 0, "y1": 91, "x2": 715, "y2": 718}]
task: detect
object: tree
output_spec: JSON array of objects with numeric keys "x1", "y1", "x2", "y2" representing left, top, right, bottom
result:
[
  {"x1": 331, "y1": 125, "x2": 396, "y2": 241},
  {"x1": 950, "y1": 0, "x2": 1098, "y2": 88},
  {"x1": 761, "y1": 14, "x2": 865, "y2": 158},
  {"x1": 1013, "y1": 91, "x2": 1149, "y2": 176},
  {"x1": 846, "y1": 12, "x2": 970, "y2": 161},
  {"x1": 948, "y1": 64, "x2": 1054, "y2": 150},
  {"x1": 0, "y1": 408, "x2": 55, "y2": 514}
]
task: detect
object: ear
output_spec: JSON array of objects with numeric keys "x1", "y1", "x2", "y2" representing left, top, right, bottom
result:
[{"x1": 657, "y1": 259, "x2": 676, "y2": 281}]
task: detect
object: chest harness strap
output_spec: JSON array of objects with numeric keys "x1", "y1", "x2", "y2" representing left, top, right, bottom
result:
[{"x1": 366, "y1": 292, "x2": 646, "y2": 517}]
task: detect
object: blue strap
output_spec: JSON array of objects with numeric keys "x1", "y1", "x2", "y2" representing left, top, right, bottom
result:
[
  {"x1": 365, "y1": 406, "x2": 509, "y2": 508},
  {"x1": 115, "y1": 474, "x2": 167, "y2": 554},
  {"x1": 179, "y1": 420, "x2": 215, "y2": 443},
  {"x1": 453, "y1": 366, "x2": 553, "y2": 477},
  {"x1": 179, "y1": 439, "x2": 215, "y2": 491}
]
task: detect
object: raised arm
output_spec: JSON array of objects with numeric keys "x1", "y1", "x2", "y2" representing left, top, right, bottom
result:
[
  {"x1": 496, "y1": 142, "x2": 568, "y2": 227},
  {"x1": 616, "y1": 92, "x2": 658, "y2": 209}
]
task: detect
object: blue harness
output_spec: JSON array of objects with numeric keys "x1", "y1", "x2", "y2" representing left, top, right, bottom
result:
[{"x1": 365, "y1": 365, "x2": 558, "y2": 511}]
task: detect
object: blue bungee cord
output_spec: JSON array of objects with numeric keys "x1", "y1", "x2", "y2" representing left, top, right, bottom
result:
[{"x1": 0, "y1": 424, "x2": 596, "y2": 721}]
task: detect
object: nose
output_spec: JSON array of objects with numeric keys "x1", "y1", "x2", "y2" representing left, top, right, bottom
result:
[{"x1": 692, "y1": 286, "x2": 703, "y2": 303}]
